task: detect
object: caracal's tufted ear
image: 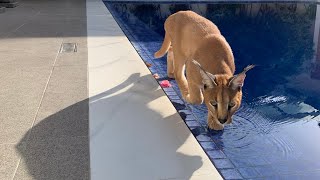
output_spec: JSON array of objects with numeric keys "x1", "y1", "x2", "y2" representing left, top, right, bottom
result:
[
  {"x1": 192, "y1": 60, "x2": 217, "y2": 88},
  {"x1": 229, "y1": 65, "x2": 255, "y2": 90}
]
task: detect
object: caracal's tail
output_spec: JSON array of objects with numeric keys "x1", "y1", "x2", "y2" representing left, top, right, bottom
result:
[{"x1": 154, "y1": 32, "x2": 171, "y2": 58}]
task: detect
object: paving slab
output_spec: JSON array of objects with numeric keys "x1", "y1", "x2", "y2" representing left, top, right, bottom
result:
[
  {"x1": 13, "y1": 44, "x2": 89, "y2": 180},
  {"x1": 0, "y1": 4, "x2": 39, "y2": 37},
  {"x1": 22, "y1": 0, "x2": 86, "y2": 17},
  {"x1": 30, "y1": 66, "x2": 88, "y2": 141},
  {"x1": 54, "y1": 50, "x2": 88, "y2": 66},
  {"x1": 0, "y1": 144, "x2": 24, "y2": 180},
  {"x1": 0, "y1": 0, "x2": 88, "y2": 179},
  {"x1": 0, "y1": 66, "x2": 52, "y2": 144},
  {"x1": 14, "y1": 137, "x2": 90, "y2": 180}
]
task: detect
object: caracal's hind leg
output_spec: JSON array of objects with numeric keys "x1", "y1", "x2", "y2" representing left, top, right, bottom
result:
[
  {"x1": 185, "y1": 61, "x2": 204, "y2": 104},
  {"x1": 167, "y1": 46, "x2": 174, "y2": 79},
  {"x1": 172, "y1": 49, "x2": 189, "y2": 99}
]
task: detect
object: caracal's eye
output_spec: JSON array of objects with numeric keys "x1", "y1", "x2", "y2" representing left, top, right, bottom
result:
[
  {"x1": 210, "y1": 101, "x2": 218, "y2": 108},
  {"x1": 228, "y1": 102, "x2": 235, "y2": 110}
]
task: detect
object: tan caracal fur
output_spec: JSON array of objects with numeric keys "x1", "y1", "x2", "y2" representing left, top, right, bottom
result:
[{"x1": 154, "y1": 11, "x2": 254, "y2": 130}]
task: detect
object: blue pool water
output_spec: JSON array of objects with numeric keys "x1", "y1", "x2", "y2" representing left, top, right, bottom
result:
[{"x1": 105, "y1": 2, "x2": 320, "y2": 179}]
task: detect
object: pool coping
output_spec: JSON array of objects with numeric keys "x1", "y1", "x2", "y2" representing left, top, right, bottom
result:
[{"x1": 87, "y1": 0, "x2": 223, "y2": 179}]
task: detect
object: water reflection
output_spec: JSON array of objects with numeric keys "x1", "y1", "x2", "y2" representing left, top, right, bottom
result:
[{"x1": 107, "y1": 2, "x2": 320, "y2": 178}]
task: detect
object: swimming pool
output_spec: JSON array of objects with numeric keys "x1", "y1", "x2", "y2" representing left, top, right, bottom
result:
[{"x1": 105, "y1": 2, "x2": 320, "y2": 179}]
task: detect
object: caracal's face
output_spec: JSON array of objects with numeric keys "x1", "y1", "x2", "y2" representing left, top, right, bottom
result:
[
  {"x1": 193, "y1": 60, "x2": 254, "y2": 130},
  {"x1": 203, "y1": 75, "x2": 242, "y2": 126}
]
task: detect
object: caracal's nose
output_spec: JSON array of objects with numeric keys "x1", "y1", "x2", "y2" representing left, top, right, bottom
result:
[{"x1": 218, "y1": 118, "x2": 227, "y2": 124}]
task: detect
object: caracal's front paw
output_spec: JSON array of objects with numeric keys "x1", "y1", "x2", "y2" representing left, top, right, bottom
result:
[
  {"x1": 181, "y1": 92, "x2": 189, "y2": 102},
  {"x1": 154, "y1": 51, "x2": 162, "y2": 58},
  {"x1": 185, "y1": 94, "x2": 192, "y2": 104},
  {"x1": 186, "y1": 94, "x2": 203, "y2": 105},
  {"x1": 208, "y1": 121, "x2": 224, "y2": 130},
  {"x1": 167, "y1": 72, "x2": 175, "y2": 79}
]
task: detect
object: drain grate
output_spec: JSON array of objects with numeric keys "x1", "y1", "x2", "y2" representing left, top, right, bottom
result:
[{"x1": 59, "y1": 43, "x2": 77, "y2": 53}]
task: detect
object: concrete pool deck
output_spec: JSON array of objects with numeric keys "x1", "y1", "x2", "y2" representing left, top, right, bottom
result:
[
  {"x1": 0, "y1": 0, "x2": 222, "y2": 179},
  {"x1": 0, "y1": 0, "x2": 89, "y2": 179}
]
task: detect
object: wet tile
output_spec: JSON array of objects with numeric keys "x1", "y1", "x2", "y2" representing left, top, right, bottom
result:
[
  {"x1": 273, "y1": 162, "x2": 295, "y2": 174},
  {"x1": 200, "y1": 141, "x2": 219, "y2": 151},
  {"x1": 299, "y1": 171, "x2": 320, "y2": 179},
  {"x1": 172, "y1": 101, "x2": 187, "y2": 110},
  {"x1": 247, "y1": 178, "x2": 266, "y2": 180},
  {"x1": 274, "y1": 160, "x2": 314, "y2": 174},
  {"x1": 220, "y1": 169, "x2": 243, "y2": 180},
  {"x1": 238, "y1": 167, "x2": 260, "y2": 179},
  {"x1": 195, "y1": 134, "x2": 212, "y2": 142},
  {"x1": 190, "y1": 126, "x2": 207, "y2": 136},
  {"x1": 207, "y1": 150, "x2": 227, "y2": 159},
  {"x1": 248, "y1": 157, "x2": 269, "y2": 166},
  {"x1": 178, "y1": 109, "x2": 192, "y2": 115},
  {"x1": 254, "y1": 166, "x2": 277, "y2": 177},
  {"x1": 214, "y1": 159, "x2": 235, "y2": 169},
  {"x1": 276, "y1": 175, "x2": 301, "y2": 180},
  {"x1": 230, "y1": 158, "x2": 252, "y2": 168},
  {"x1": 186, "y1": 121, "x2": 200, "y2": 127},
  {"x1": 169, "y1": 95, "x2": 181, "y2": 100},
  {"x1": 185, "y1": 115, "x2": 196, "y2": 121}
]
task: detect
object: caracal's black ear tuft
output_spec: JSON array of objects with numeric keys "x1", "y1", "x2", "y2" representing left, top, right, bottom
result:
[{"x1": 229, "y1": 65, "x2": 255, "y2": 90}]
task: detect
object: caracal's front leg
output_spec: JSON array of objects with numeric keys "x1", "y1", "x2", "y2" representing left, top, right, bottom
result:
[
  {"x1": 185, "y1": 61, "x2": 204, "y2": 104},
  {"x1": 173, "y1": 51, "x2": 189, "y2": 99},
  {"x1": 185, "y1": 82, "x2": 204, "y2": 104},
  {"x1": 207, "y1": 112, "x2": 224, "y2": 130},
  {"x1": 167, "y1": 46, "x2": 174, "y2": 79}
]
